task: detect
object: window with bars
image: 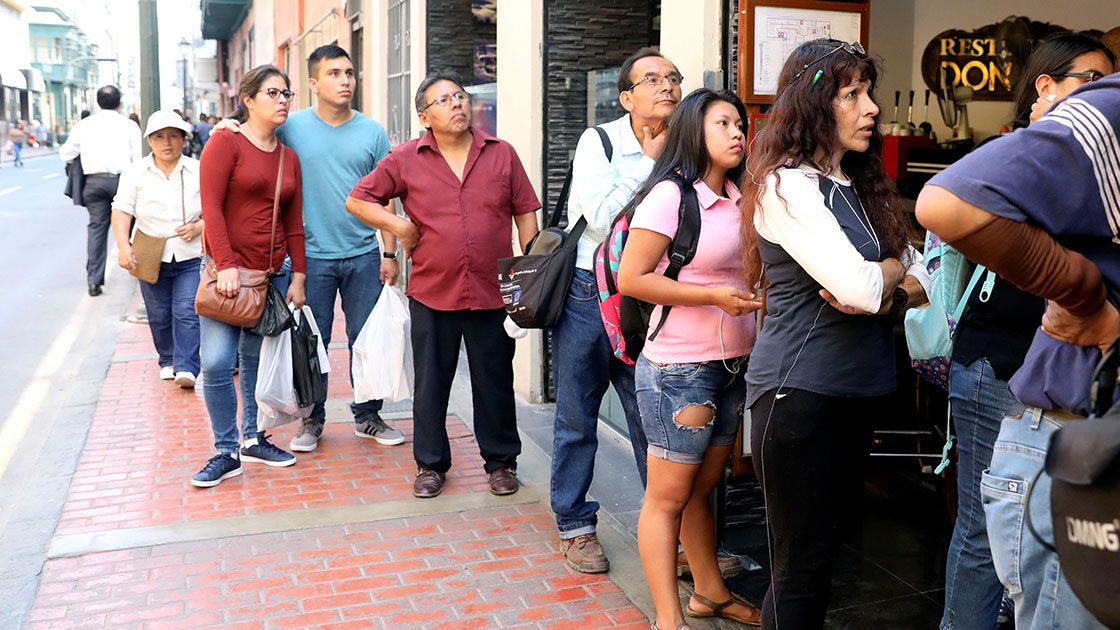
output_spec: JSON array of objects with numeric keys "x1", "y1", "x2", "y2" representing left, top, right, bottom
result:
[{"x1": 387, "y1": 0, "x2": 411, "y2": 145}]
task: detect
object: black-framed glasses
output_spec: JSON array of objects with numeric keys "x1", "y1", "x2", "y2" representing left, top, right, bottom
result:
[
  {"x1": 627, "y1": 73, "x2": 684, "y2": 91},
  {"x1": 1052, "y1": 70, "x2": 1107, "y2": 83},
  {"x1": 258, "y1": 87, "x2": 294, "y2": 100},
  {"x1": 422, "y1": 91, "x2": 470, "y2": 111},
  {"x1": 793, "y1": 41, "x2": 867, "y2": 83}
]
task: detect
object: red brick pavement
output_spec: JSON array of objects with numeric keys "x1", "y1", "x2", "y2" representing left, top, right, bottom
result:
[
  {"x1": 30, "y1": 505, "x2": 649, "y2": 630},
  {"x1": 30, "y1": 299, "x2": 651, "y2": 627}
]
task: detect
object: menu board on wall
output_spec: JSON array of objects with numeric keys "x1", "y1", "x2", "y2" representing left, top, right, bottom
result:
[{"x1": 753, "y1": 5, "x2": 862, "y2": 96}]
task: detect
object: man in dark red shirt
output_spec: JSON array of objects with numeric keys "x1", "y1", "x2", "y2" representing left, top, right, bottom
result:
[{"x1": 347, "y1": 69, "x2": 540, "y2": 499}]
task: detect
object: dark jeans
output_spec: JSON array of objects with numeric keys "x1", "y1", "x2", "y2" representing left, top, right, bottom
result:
[
  {"x1": 750, "y1": 388, "x2": 879, "y2": 630},
  {"x1": 550, "y1": 269, "x2": 646, "y2": 538},
  {"x1": 83, "y1": 175, "x2": 119, "y2": 286},
  {"x1": 199, "y1": 260, "x2": 290, "y2": 454},
  {"x1": 410, "y1": 299, "x2": 519, "y2": 474},
  {"x1": 138, "y1": 257, "x2": 201, "y2": 375},
  {"x1": 941, "y1": 358, "x2": 1021, "y2": 630},
  {"x1": 304, "y1": 251, "x2": 384, "y2": 426}
]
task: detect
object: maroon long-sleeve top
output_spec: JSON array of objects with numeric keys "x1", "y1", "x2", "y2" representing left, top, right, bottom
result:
[{"x1": 199, "y1": 131, "x2": 305, "y2": 273}]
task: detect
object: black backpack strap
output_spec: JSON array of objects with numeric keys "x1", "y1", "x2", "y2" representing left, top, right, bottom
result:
[
  {"x1": 547, "y1": 126, "x2": 614, "y2": 230},
  {"x1": 647, "y1": 176, "x2": 702, "y2": 342},
  {"x1": 1091, "y1": 336, "x2": 1120, "y2": 417}
]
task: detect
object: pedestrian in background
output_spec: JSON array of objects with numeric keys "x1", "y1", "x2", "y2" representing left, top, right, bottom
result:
[
  {"x1": 617, "y1": 88, "x2": 762, "y2": 629},
  {"x1": 741, "y1": 39, "x2": 929, "y2": 629},
  {"x1": 59, "y1": 86, "x2": 143, "y2": 297},
  {"x1": 347, "y1": 69, "x2": 539, "y2": 499},
  {"x1": 7, "y1": 122, "x2": 27, "y2": 166},
  {"x1": 109, "y1": 110, "x2": 203, "y2": 389},
  {"x1": 192, "y1": 64, "x2": 306, "y2": 488}
]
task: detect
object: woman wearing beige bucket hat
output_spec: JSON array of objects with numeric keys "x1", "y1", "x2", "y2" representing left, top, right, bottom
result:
[{"x1": 110, "y1": 110, "x2": 204, "y2": 388}]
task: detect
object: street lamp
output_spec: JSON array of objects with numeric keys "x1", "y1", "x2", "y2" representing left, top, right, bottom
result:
[{"x1": 178, "y1": 38, "x2": 190, "y2": 116}]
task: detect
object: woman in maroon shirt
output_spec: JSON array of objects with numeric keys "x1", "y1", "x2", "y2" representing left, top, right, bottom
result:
[{"x1": 191, "y1": 64, "x2": 307, "y2": 488}]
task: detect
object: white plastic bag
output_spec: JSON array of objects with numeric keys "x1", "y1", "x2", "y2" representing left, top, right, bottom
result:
[
  {"x1": 353, "y1": 286, "x2": 413, "y2": 403},
  {"x1": 256, "y1": 306, "x2": 328, "y2": 430}
]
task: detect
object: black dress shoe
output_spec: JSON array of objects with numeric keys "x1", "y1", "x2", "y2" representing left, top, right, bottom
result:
[{"x1": 88, "y1": 283, "x2": 102, "y2": 296}]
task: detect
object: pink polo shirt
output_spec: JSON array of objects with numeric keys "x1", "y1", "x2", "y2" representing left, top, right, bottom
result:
[{"x1": 629, "y1": 178, "x2": 755, "y2": 364}]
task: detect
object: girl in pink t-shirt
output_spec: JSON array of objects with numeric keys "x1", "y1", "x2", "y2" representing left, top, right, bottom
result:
[{"x1": 617, "y1": 88, "x2": 762, "y2": 629}]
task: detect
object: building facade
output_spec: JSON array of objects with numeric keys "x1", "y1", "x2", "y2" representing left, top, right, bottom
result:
[{"x1": 28, "y1": 6, "x2": 99, "y2": 139}]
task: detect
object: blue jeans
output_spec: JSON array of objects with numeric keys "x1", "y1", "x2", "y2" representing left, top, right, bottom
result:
[
  {"x1": 635, "y1": 355, "x2": 746, "y2": 464},
  {"x1": 982, "y1": 407, "x2": 1107, "y2": 630},
  {"x1": 139, "y1": 257, "x2": 201, "y2": 376},
  {"x1": 12, "y1": 141, "x2": 22, "y2": 165},
  {"x1": 942, "y1": 358, "x2": 1022, "y2": 630},
  {"x1": 199, "y1": 260, "x2": 290, "y2": 454},
  {"x1": 550, "y1": 268, "x2": 646, "y2": 539},
  {"x1": 304, "y1": 251, "x2": 384, "y2": 426}
]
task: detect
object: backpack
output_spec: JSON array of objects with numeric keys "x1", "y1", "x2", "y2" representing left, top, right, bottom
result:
[
  {"x1": 498, "y1": 127, "x2": 611, "y2": 328},
  {"x1": 903, "y1": 231, "x2": 995, "y2": 391},
  {"x1": 593, "y1": 175, "x2": 701, "y2": 365}
]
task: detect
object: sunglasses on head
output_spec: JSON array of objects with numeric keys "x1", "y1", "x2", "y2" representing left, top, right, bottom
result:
[{"x1": 793, "y1": 41, "x2": 867, "y2": 84}]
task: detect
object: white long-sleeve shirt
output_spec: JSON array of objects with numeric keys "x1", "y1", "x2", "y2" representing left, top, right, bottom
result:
[
  {"x1": 566, "y1": 114, "x2": 655, "y2": 270},
  {"x1": 756, "y1": 166, "x2": 929, "y2": 313},
  {"x1": 58, "y1": 110, "x2": 141, "y2": 176}
]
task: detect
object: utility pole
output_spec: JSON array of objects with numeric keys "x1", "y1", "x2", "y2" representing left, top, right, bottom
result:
[{"x1": 138, "y1": 0, "x2": 160, "y2": 154}]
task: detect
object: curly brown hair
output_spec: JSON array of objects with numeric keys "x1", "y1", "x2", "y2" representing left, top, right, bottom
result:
[{"x1": 739, "y1": 39, "x2": 912, "y2": 290}]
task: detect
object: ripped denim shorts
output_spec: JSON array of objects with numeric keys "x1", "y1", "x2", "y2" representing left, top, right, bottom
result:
[{"x1": 635, "y1": 354, "x2": 747, "y2": 465}]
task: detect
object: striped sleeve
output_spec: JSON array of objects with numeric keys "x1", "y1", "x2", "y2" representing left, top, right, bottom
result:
[{"x1": 929, "y1": 79, "x2": 1120, "y2": 243}]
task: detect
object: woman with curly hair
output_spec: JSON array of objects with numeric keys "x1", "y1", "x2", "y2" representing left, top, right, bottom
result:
[{"x1": 740, "y1": 40, "x2": 929, "y2": 629}]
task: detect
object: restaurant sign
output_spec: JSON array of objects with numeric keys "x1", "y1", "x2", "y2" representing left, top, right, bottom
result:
[{"x1": 920, "y1": 17, "x2": 1076, "y2": 101}]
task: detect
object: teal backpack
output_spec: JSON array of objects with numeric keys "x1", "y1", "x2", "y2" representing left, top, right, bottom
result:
[{"x1": 903, "y1": 230, "x2": 995, "y2": 473}]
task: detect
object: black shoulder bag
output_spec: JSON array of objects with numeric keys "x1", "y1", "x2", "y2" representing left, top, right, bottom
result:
[
  {"x1": 1026, "y1": 336, "x2": 1120, "y2": 628},
  {"x1": 498, "y1": 127, "x2": 612, "y2": 329}
]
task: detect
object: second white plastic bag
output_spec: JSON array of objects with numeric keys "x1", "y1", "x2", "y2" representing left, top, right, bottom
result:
[
  {"x1": 256, "y1": 305, "x2": 330, "y2": 430},
  {"x1": 353, "y1": 286, "x2": 413, "y2": 403}
]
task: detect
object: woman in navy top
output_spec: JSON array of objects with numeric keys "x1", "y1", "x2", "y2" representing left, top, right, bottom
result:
[{"x1": 739, "y1": 39, "x2": 929, "y2": 629}]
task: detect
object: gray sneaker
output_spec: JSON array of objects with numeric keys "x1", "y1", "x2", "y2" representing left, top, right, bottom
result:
[
  {"x1": 354, "y1": 417, "x2": 405, "y2": 445},
  {"x1": 289, "y1": 421, "x2": 324, "y2": 452}
]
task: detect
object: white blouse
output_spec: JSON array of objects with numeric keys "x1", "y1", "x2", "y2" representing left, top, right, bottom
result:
[{"x1": 111, "y1": 155, "x2": 203, "y2": 263}]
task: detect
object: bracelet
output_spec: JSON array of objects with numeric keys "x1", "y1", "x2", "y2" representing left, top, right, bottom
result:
[{"x1": 382, "y1": 251, "x2": 397, "y2": 260}]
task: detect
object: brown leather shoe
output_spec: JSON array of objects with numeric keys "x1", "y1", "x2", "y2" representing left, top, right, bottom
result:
[
  {"x1": 487, "y1": 467, "x2": 519, "y2": 496},
  {"x1": 560, "y1": 533, "x2": 610, "y2": 573},
  {"x1": 412, "y1": 468, "x2": 446, "y2": 498}
]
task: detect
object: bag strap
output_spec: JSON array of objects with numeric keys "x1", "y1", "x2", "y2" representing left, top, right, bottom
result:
[
  {"x1": 1091, "y1": 337, "x2": 1120, "y2": 417},
  {"x1": 950, "y1": 264, "x2": 988, "y2": 325},
  {"x1": 548, "y1": 126, "x2": 614, "y2": 230},
  {"x1": 647, "y1": 175, "x2": 702, "y2": 342},
  {"x1": 267, "y1": 145, "x2": 285, "y2": 274},
  {"x1": 180, "y1": 168, "x2": 186, "y2": 224}
]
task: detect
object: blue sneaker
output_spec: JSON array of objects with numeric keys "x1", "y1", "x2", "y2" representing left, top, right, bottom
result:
[
  {"x1": 240, "y1": 434, "x2": 296, "y2": 467},
  {"x1": 190, "y1": 453, "x2": 242, "y2": 488}
]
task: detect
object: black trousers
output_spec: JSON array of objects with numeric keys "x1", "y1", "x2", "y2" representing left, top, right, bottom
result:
[
  {"x1": 410, "y1": 299, "x2": 519, "y2": 474},
  {"x1": 749, "y1": 388, "x2": 881, "y2": 630},
  {"x1": 83, "y1": 175, "x2": 119, "y2": 286}
]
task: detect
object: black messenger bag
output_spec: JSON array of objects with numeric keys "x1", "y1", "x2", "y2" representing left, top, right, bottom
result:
[
  {"x1": 497, "y1": 127, "x2": 611, "y2": 329},
  {"x1": 1026, "y1": 337, "x2": 1120, "y2": 629}
]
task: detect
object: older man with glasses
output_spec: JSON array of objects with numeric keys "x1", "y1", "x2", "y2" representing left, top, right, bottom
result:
[{"x1": 346, "y1": 69, "x2": 540, "y2": 500}]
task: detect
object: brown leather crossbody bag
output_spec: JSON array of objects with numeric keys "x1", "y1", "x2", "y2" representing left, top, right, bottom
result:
[{"x1": 195, "y1": 146, "x2": 284, "y2": 328}]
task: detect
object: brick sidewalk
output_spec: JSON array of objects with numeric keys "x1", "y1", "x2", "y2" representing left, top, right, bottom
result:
[{"x1": 27, "y1": 295, "x2": 651, "y2": 629}]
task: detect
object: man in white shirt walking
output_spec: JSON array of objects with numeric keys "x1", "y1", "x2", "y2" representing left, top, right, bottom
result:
[{"x1": 59, "y1": 85, "x2": 142, "y2": 296}]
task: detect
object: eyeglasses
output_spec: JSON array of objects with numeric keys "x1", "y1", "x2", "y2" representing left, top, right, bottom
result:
[
  {"x1": 1051, "y1": 71, "x2": 1107, "y2": 83},
  {"x1": 422, "y1": 91, "x2": 470, "y2": 111},
  {"x1": 257, "y1": 88, "x2": 295, "y2": 101},
  {"x1": 793, "y1": 41, "x2": 867, "y2": 83},
  {"x1": 627, "y1": 73, "x2": 684, "y2": 91}
]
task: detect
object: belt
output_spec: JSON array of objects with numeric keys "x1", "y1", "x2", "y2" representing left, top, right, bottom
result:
[{"x1": 85, "y1": 172, "x2": 120, "y2": 179}]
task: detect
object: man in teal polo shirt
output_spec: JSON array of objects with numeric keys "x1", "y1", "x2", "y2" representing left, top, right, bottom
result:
[{"x1": 217, "y1": 44, "x2": 405, "y2": 451}]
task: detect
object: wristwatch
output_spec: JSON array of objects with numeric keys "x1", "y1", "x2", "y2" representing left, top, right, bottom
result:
[
  {"x1": 889, "y1": 286, "x2": 909, "y2": 316},
  {"x1": 382, "y1": 251, "x2": 397, "y2": 260}
]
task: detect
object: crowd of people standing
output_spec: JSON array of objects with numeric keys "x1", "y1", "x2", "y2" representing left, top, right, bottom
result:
[{"x1": 53, "y1": 30, "x2": 1120, "y2": 629}]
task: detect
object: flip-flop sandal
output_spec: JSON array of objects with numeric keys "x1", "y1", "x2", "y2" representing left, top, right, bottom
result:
[
  {"x1": 685, "y1": 592, "x2": 762, "y2": 626},
  {"x1": 650, "y1": 623, "x2": 692, "y2": 630}
]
